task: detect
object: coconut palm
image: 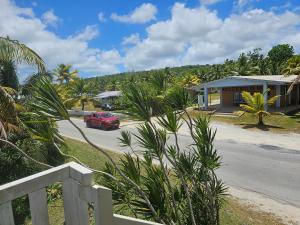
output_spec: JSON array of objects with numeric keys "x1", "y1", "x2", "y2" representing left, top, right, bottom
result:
[
  {"x1": 240, "y1": 91, "x2": 279, "y2": 126},
  {"x1": 53, "y1": 64, "x2": 78, "y2": 84},
  {"x1": 0, "y1": 37, "x2": 45, "y2": 72},
  {"x1": 66, "y1": 78, "x2": 95, "y2": 110},
  {"x1": 282, "y1": 55, "x2": 300, "y2": 93},
  {"x1": 232, "y1": 53, "x2": 260, "y2": 76},
  {"x1": 0, "y1": 37, "x2": 46, "y2": 138}
]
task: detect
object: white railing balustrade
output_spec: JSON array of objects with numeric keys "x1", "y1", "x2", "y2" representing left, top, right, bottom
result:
[{"x1": 0, "y1": 162, "x2": 162, "y2": 225}]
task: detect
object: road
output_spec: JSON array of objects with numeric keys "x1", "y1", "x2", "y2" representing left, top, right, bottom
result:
[{"x1": 58, "y1": 119, "x2": 300, "y2": 209}]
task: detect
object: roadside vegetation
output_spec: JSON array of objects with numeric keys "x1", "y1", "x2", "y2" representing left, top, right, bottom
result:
[{"x1": 25, "y1": 138, "x2": 286, "y2": 225}]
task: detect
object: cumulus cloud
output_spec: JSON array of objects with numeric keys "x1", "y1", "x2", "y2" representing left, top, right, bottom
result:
[
  {"x1": 42, "y1": 9, "x2": 60, "y2": 27},
  {"x1": 98, "y1": 12, "x2": 106, "y2": 22},
  {"x1": 200, "y1": 0, "x2": 223, "y2": 5},
  {"x1": 124, "y1": 3, "x2": 300, "y2": 71},
  {"x1": 111, "y1": 3, "x2": 157, "y2": 24},
  {"x1": 122, "y1": 33, "x2": 140, "y2": 45},
  {"x1": 0, "y1": 0, "x2": 121, "y2": 77}
]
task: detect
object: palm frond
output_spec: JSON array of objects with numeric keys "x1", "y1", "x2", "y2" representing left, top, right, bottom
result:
[{"x1": 0, "y1": 37, "x2": 45, "y2": 72}]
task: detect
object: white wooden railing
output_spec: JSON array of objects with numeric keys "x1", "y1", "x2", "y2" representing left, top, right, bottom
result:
[{"x1": 0, "y1": 162, "x2": 162, "y2": 225}]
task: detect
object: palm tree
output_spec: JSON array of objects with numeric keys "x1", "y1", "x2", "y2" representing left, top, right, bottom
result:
[
  {"x1": 0, "y1": 60, "x2": 19, "y2": 90},
  {"x1": 282, "y1": 55, "x2": 300, "y2": 93},
  {"x1": 240, "y1": 91, "x2": 279, "y2": 126},
  {"x1": 0, "y1": 37, "x2": 45, "y2": 72},
  {"x1": 0, "y1": 36, "x2": 46, "y2": 138},
  {"x1": 53, "y1": 64, "x2": 78, "y2": 84},
  {"x1": 66, "y1": 78, "x2": 95, "y2": 110},
  {"x1": 232, "y1": 53, "x2": 260, "y2": 76}
]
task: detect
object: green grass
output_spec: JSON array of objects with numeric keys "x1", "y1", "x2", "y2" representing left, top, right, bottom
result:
[
  {"x1": 26, "y1": 138, "x2": 286, "y2": 225},
  {"x1": 189, "y1": 109, "x2": 300, "y2": 133}
]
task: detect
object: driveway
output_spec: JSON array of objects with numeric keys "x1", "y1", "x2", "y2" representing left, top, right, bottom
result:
[{"x1": 58, "y1": 118, "x2": 300, "y2": 223}]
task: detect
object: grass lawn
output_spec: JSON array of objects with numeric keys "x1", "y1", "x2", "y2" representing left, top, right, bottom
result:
[
  {"x1": 189, "y1": 109, "x2": 300, "y2": 133},
  {"x1": 26, "y1": 138, "x2": 286, "y2": 225}
]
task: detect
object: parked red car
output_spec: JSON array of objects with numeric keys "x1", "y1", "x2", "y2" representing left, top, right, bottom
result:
[{"x1": 84, "y1": 112, "x2": 120, "y2": 130}]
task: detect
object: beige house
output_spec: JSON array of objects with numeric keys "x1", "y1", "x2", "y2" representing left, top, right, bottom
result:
[{"x1": 191, "y1": 75, "x2": 300, "y2": 111}]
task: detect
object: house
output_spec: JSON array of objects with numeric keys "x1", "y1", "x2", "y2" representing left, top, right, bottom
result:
[
  {"x1": 94, "y1": 91, "x2": 122, "y2": 104},
  {"x1": 191, "y1": 75, "x2": 300, "y2": 111}
]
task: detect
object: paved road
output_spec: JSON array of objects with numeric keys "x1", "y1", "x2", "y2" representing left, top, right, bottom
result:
[{"x1": 58, "y1": 119, "x2": 300, "y2": 208}]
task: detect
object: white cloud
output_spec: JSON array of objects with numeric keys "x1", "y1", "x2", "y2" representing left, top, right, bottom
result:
[
  {"x1": 98, "y1": 12, "x2": 106, "y2": 22},
  {"x1": 124, "y1": 3, "x2": 300, "y2": 71},
  {"x1": 122, "y1": 33, "x2": 140, "y2": 45},
  {"x1": 70, "y1": 25, "x2": 99, "y2": 41},
  {"x1": 111, "y1": 3, "x2": 157, "y2": 24},
  {"x1": 42, "y1": 9, "x2": 60, "y2": 27},
  {"x1": 0, "y1": 0, "x2": 121, "y2": 77},
  {"x1": 200, "y1": 0, "x2": 222, "y2": 5}
]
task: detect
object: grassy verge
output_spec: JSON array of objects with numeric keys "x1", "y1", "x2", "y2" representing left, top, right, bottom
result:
[
  {"x1": 26, "y1": 138, "x2": 286, "y2": 225},
  {"x1": 189, "y1": 109, "x2": 300, "y2": 133}
]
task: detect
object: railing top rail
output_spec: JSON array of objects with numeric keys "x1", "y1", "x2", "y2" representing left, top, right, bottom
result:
[{"x1": 0, "y1": 162, "x2": 93, "y2": 204}]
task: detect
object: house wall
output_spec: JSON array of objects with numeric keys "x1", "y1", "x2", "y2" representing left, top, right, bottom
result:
[
  {"x1": 280, "y1": 84, "x2": 300, "y2": 107},
  {"x1": 221, "y1": 85, "x2": 277, "y2": 107}
]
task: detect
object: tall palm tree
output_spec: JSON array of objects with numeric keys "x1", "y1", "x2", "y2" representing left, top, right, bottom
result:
[
  {"x1": 232, "y1": 53, "x2": 260, "y2": 76},
  {"x1": 282, "y1": 55, "x2": 300, "y2": 93},
  {"x1": 66, "y1": 78, "x2": 95, "y2": 110},
  {"x1": 53, "y1": 64, "x2": 78, "y2": 84},
  {"x1": 0, "y1": 36, "x2": 46, "y2": 138},
  {"x1": 240, "y1": 91, "x2": 279, "y2": 126},
  {"x1": 0, "y1": 37, "x2": 45, "y2": 72}
]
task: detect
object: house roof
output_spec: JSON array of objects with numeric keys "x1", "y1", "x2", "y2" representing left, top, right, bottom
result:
[
  {"x1": 191, "y1": 75, "x2": 298, "y2": 91},
  {"x1": 94, "y1": 91, "x2": 121, "y2": 99}
]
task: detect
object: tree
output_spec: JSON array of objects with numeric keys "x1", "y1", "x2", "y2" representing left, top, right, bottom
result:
[
  {"x1": 66, "y1": 78, "x2": 95, "y2": 110},
  {"x1": 268, "y1": 44, "x2": 294, "y2": 74},
  {"x1": 0, "y1": 60, "x2": 19, "y2": 90},
  {"x1": 240, "y1": 91, "x2": 279, "y2": 126},
  {"x1": 102, "y1": 85, "x2": 225, "y2": 225},
  {"x1": 282, "y1": 55, "x2": 300, "y2": 93},
  {"x1": 0, "y1": 37, "x2": 45, "y2": 72},
  {"x1": 53, "y1": 64, "x2": 78, "y2": 84},
  {"x1": 0, "y1": 36, "x2": 46, "y2": 137},
  {"x1": 231, "y1": 53, "x2": 260, "y2": 76}
]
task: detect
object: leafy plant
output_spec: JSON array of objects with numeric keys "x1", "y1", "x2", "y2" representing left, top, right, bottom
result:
[
  {"x1": 102, "y1": 86, "x2": 226, "y2": 225},
  {"x1": 240, "y1": 91, "x2": 279, "y2": 126}
]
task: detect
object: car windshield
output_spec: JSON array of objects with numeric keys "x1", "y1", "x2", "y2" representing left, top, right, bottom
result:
[{"x1": 102, "y1": 113, "x2": 113, "y2": 118}]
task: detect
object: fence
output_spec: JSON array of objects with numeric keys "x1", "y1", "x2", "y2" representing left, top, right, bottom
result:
[{"x1": 0, "y1": 162, "x2": 162, "y2": 225}]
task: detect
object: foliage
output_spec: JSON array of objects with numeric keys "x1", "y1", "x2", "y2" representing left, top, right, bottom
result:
[
  {"x1": 0, "y1": 37, "x2": 45, "y2": 72},
  {"x1": 53, "y1": 64, "x2": 78, "y2": 84},
  {"x1": 0, "y1": 37, "x2": 64, "y2": 225},
  {"x1": 240, "y1": 91, "x2": 279, "y2": 125},
  {"x1": 65, "y1": 78, "x2": 96, "y2": 110},
  {"x1": 102, "y1": 86, "x2": 226, "y2": 225},
  {"x1": 268, "y1": 44, "x2": 294, "y2": 74},
  {"x1": 282, "y1": 55, "x2": 300, "y2": 93}
]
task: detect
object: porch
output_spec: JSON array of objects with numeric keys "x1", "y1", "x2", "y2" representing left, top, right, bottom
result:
[
  {"x1": 191, "y1": 75, "x2": 300, "y2": 112},
  {"x1": 0, "y1": 162, "x2": 161, "y2": 225}
]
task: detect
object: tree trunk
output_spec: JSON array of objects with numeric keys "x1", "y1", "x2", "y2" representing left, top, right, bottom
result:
[
  {"x1": 258, "y1": 113, "x2": 264, "y2": 126},
  {"x1": 81, "y1": 102, "x2": 85, "y2": 111}
]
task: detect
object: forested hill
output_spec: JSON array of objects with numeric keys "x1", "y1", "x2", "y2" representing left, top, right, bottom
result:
[{"x1": 86, "y1": 44, "x2": 296, "y2": 92}]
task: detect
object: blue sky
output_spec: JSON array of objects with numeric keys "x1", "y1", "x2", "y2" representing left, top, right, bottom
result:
[{"x1": 1, "y1": 0, "x2": 300, "y2": 78}]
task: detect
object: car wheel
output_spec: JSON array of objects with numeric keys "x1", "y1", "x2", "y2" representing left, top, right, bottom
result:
[{"x1": 86, "y1": 122, "x2": 91, "y2": 128}]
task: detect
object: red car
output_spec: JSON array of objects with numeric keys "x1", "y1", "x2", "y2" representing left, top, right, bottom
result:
[{"x1": 84, "y1": 112, "x2": 120, "y2": 130}]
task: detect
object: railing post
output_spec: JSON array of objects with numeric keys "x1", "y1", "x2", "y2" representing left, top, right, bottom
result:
[
  {"x1": 29, "y1": 188, "x2": 49, "y2": 225},
  {"x1": 93, "y1": 185, "x2": 113, "y2": 225},
  {"x1": 0, "y1": 201, "x2": 15, "y2": 225},
  {"x1": 63, "y1": 179, "x2": 89, "y2": 225}
]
